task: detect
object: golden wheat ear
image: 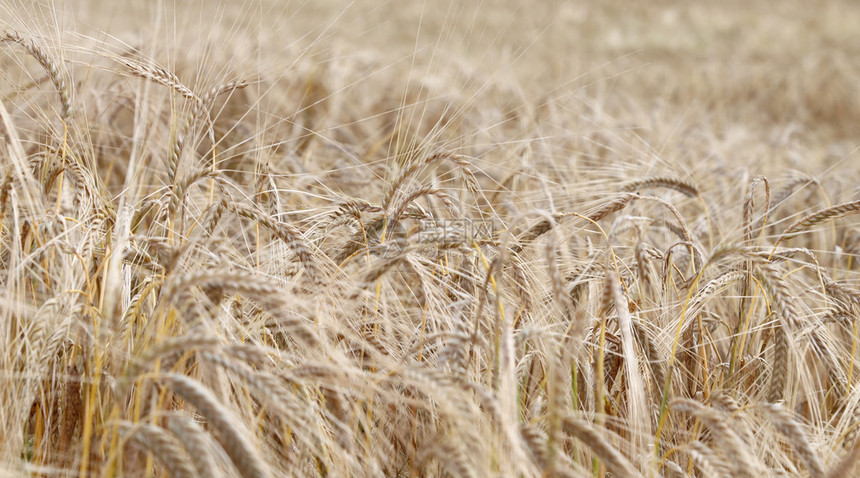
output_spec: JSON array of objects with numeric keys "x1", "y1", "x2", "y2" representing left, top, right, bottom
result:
[
  {"x1": 2, "y1": 31, "x2": 72, "y2": 120},
  {"x1": 120, "y1": 422, "x2": 200, "y2": 478},
  {"x1": 162, "y1": 374, "x2": 271, "y2": 478}
]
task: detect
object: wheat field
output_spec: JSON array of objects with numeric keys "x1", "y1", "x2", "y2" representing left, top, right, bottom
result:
[{"x1": 1, "y1": 0, "x2": 860, "y2": 476}]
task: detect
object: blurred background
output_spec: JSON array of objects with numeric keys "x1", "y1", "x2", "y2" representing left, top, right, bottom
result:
[
  {"x1": 2, "y1": 0, "x2": 858, "y2": 189},
  {"x1": 27, "y1": 0, "x2": 857, "y2": 140}
]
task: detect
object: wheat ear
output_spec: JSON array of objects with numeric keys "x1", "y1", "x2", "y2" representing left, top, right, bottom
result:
[
  {"x1": 828, "y1": 439, "x2": 860, "y2": 478},
  {"x1": 382, "y1": 152, "x2": 476, "y2": 211},
  {"x1": 121, "y1": 422, "x2": 200, "y2": 478},
  {"x1": 167, "y1": 415, "x2": 222, "y2": 478},
  {"x1": 118, "y1": 57, "x2": 199, "y2": 101},
  {"x1": 780, "y1": 199, "x2": 860, "y2": 240},
  {"x1": 162, "y1": 374, "x2": 270, "y2": 478},
  {"x1": 686, "y1": 440, "x2": 732, "y2": 478},
  {"x1": 514, "y1": 192, "x2": 640, "y2": 253},
  {"x1": 743, "y1": 175, "x2": 770, "y2": 244},
  {"x1": 622, "y1": 176, "x2": 699, "y2": 198},
  {"x1": 561, "y1": 416, "x2": 643, "y2": 478},
  {"x1": 230, "y1": 204, "x2": 319, "y2": 282},
  {"x1": 754, "y1": 263, "x2": 801, "y2": 402},
  {"x1": 2, "y1": 31, "x2": 71, "y2": 119},
  {"x1": 760, "y1": 403, "x2": 824, "y2": 478},
  {"x1": 419, "y1": 438, "x2": 477, "y2": 478},
  {"x1": 670, "y1": 398, "x2": 761, "y2": 477}
]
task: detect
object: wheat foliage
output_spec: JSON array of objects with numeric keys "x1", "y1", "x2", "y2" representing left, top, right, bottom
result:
[{"x1": 0, "y1": 1, "x2": 859, "y2": 477}]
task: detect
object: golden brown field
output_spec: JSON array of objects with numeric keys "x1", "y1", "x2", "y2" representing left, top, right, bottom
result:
[{"x1": 2, "y1": 0, "x2": 860, "y2": 476}]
